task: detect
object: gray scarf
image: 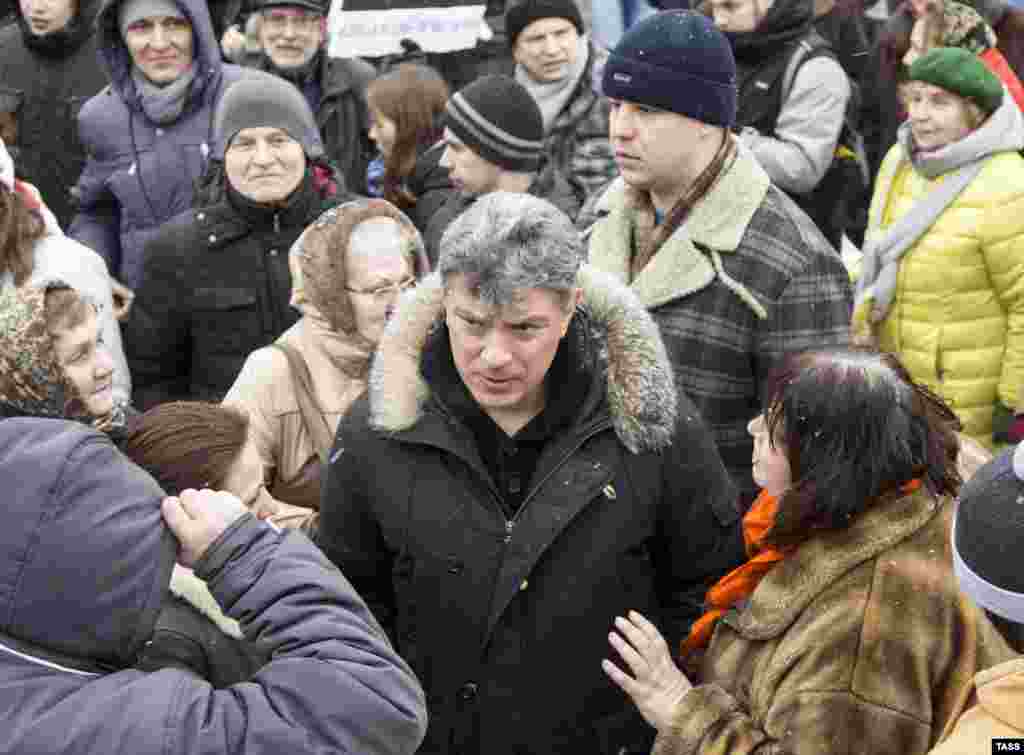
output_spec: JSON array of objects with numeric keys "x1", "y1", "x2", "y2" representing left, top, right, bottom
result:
[
  {"x1": 131, "y1": 63, "x2": 197, "y2": 125},
  {"x1": 515, "y1": 36, "x2": 589, "y2": 133},
  {"x1": 855, "y1": 93, "x2": 1024, "y2": 323}
]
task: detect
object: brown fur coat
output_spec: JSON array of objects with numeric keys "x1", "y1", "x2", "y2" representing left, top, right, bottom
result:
[{"x1": 653, "y1": 488, "x2": 1016, "y2": 755}]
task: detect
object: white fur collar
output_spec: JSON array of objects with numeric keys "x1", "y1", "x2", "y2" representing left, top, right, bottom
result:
[{"x1": 368, "y1": 264, "x2": 678, "y2": 454}]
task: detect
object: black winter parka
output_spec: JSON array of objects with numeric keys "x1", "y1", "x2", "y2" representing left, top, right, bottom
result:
[
  {"x1": 319, "y1": 267, "x2": 744, "y2": 755},
  {"x1": 125, "y1": 172, "x2": 345, "y2": 409},
  {"x1": 0, "y1": 0, "x2": 109, "y2": 227}
]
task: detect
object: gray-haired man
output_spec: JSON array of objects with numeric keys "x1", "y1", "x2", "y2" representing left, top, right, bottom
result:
[{"x1": 318, "y1": 191, "x2": 743, "y2": 755}]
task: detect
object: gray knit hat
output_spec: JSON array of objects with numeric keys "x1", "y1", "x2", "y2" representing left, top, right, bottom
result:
[
  {"x1": 118, "y1": 0, "x2": 186, "y2": 37},
  {"x1": 444, "y1": 75, "x2": 544, "y2": 172},
  {"x1": 953, "y1": 444, "x2": 1024, "y2": 625},
  {"x1": 212, "y1": 70, "x2": 324, "y2": 160}
]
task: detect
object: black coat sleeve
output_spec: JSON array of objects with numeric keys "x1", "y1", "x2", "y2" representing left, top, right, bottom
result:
[
  {"x1": 318, "y1": 398, "x2": 400, "y2": 639},
  {"x1": 124, "y1": 224, "x2": 191, "y2": 409},
  {"x1": 651, "y1": 398, "x2": 745, "y2": 649},
  {"x1": 134, "y1": 596, "x2": 267, "y2": 687}
]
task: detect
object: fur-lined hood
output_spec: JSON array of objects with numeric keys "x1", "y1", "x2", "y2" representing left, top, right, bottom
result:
[{"x1": 368, "y1": 264, "x2": 679, "y2": 454}]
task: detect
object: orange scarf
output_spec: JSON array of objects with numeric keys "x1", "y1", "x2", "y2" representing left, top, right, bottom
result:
[
  {"x1": 680, "y1": 480, "x2": 923, "y2": 659},
  {"x1": 679, "y1": 489, "x2": 790, "y2": 658}
]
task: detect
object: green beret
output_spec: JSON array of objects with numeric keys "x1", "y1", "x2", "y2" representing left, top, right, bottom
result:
[{"x1": 908, "y1": 46, "x2": 1004, "y2": 114}]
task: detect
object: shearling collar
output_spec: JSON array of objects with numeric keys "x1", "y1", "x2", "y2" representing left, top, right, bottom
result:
[
  {"x1": 169, "y1": 565, "x2": 242, "y2": 639},
  {"x1": 731, "y1": 488, "x2": 944, "y2": 639},
  {"x1": 588, "y1": 140, "x2": 770, "y2": 316},
  {"x1": 368, "y1": 264, "x2": 678, "y2": 454},
  {"x1": 974, "y1": 657, "x2": 1024, "y2": 728}
]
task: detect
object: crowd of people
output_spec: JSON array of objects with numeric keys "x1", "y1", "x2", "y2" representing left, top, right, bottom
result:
[{"x1": 3, "y1": 0, "x2": 1024, "y2": 750}]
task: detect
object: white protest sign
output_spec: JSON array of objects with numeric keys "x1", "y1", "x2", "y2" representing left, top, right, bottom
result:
[{"x1": 327, "y1": 0, "x2": 490, "y2": 58}]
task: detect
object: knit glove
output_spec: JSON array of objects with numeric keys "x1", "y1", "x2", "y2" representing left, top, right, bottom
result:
[{"x1": 992, "y1": 400, "x2": 1024, "y2": 445}]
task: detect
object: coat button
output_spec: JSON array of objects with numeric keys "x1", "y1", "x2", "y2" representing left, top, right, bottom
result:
[
  {"x1": 269, "y1": 248, "x2": 278, "y2": 256},
  {"x1": 457, "y1": 682, "x2": 478, "y2": 703},
  {"x1": 208, "y1": 234, "x2": 217, "y2": 243},
  {"x1": 519, "y1": 579, "x2": 528, "y2": 591},
  {"x1": 447, "y1": 558, "x2": 464, "y2": 575},
  {"x1": 196, "y1": 212, "x2": 205, "y2": 221},
  {"x1": 155, "y1": 128, "x2": 164, "y2": 136}
]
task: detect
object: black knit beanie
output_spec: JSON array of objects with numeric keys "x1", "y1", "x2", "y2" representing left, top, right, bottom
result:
[
  {"x1": 212, "y1": 70, "x2": 324, "y2": 160},
  {"x1": 602, "y1": 10, "x2": 737, "y2": 129},
  {"x1": 505, "y1": 0, "x2": 584, "y2": 48},
  {"x1": 953, "y1": 444, "x2": 1024, "y2": 625},
  {"x1": 444, "y1": 75, "x2": 545, "y2": 172}
]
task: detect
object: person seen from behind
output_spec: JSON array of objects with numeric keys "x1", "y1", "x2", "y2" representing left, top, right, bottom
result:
[
  {"x1": 929, "y1": 443, "x2": 1024, "y2": 752},
  {"x1": 0, "y1": 416, "x2": 428, "y2": 754}
]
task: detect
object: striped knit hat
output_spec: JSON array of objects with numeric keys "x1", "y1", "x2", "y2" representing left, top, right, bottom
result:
[{"x1": 444, "y1": 75, "x2": 544, "y2": 172}]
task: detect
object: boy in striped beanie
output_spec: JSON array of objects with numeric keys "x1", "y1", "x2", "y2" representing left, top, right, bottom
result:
[
  {"x1": 440, "y1": 74, "x2": 546, "y2": 196},
  {"x1": 425, "y1": 74, "x2": 583, "y2": 265}
]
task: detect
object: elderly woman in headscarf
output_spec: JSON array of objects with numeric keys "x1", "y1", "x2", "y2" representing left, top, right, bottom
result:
[
  {"x1": 853, "y1": 47, "x2": 1024, "y2": 448},
  {"x1": 1, "y1": 137, "x2": 132, "y2": 406},
  {"x1": 0, "y1": 282, "x2": 127, "y2": 435},
  {"x1": 0, "y1": 283, "x2": 264, "y2": 687},
  {"x1": 902, "y1": 0, "x2": 1024, "y2": 110},
  {"x1": 224, "y1": 198, "x2": 430, "y2": 532}
]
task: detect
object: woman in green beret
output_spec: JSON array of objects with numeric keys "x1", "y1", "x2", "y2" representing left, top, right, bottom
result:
[{"x1": 853, "y1": 46, "x2": 1024, "y2": 449}]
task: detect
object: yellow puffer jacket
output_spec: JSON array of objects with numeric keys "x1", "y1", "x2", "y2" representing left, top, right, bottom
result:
[{"x1": 861, "y1": 146, "x2": 1024, "y2": 445}]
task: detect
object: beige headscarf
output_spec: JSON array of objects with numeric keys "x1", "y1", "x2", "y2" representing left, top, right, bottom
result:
[
  {"x1": 904, "y1": 0, "x2": 998, "y2": 66},
  {"x1": 288, "y1": 198, "x2": 431, "y2": 375}
]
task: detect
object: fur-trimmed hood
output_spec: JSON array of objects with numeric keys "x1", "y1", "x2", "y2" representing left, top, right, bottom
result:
[{"x1": 368, "y1": 264, "x2": 679, "y2": 454}]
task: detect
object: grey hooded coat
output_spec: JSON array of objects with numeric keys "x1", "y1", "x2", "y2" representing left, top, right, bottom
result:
[
  {"x1": 68, "y1": 0, "x2": 247, "y2": 290},
  {"x1": 0, "y1": 417, "x2": 428, "y2": 755}
]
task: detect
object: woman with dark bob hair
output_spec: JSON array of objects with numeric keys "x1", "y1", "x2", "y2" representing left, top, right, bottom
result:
[{"x1": 601, "y1": 348, "x2": 1016, "y2": 755}]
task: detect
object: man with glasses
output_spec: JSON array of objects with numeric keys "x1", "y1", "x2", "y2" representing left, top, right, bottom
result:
[
  {"x1": 249, "y1": 0, "x2": 376, "y2": 193},
  {"x1": 224, "y1": 198, "x2": 430, "y2": 532}
]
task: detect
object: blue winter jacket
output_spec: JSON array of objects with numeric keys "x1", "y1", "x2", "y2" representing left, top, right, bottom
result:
[
  {"x1": 69, "y1": 0, "x2": 247, "y2": 290},
  {"x1": 0, "y1": 418, "x2": 428, "y2": 755}
]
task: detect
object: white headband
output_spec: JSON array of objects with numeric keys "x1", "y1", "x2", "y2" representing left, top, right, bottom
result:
[{"x1": 952, "y1": 445, "x2": 1024, "y2": 625}]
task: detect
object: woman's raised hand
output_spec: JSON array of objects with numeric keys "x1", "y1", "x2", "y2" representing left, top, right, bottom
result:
[{"x1": 602, "y1": 610, "x2": 693, "y2": 733}]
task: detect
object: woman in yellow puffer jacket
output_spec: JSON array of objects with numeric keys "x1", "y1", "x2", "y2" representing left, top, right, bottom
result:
[{"x1": 854, "y1": 46, "x2": 1024, "y2": 447}]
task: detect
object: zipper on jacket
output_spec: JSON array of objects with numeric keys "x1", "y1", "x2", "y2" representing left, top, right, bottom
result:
[{"x1": 504, "y1": 417, "x2": 614, "y2": 538}]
